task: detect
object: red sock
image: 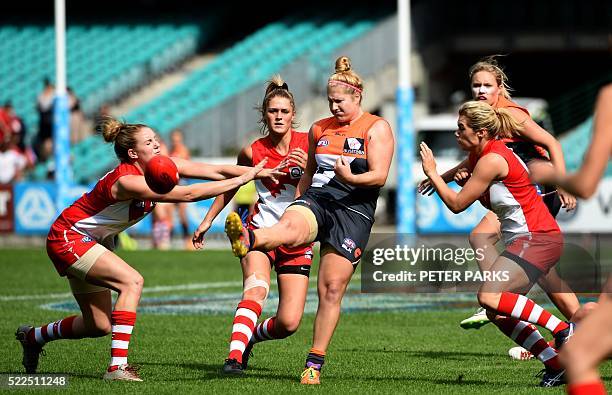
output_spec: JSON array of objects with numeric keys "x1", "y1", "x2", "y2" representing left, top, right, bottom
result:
[
  {"x1": 497, "y1": 292, "x2": 569, "y2": 334},
  {"x1": 495, "y1": 317, "x2": 561, "y2": 370},
  {"x1": 228, "y1": 300, "x2": 261, "y2": 363},
  {"x1": 567, "y1": 381, "x2": 606, "y2": 395},
  {"x1": 27, "y1": 316, "x2": 78, "y2": 345},
  {"x1": 252, "y1": 316, "x2": 280, "y2": 343},
  {"x1": 108, "y1": 311, "x2": 137, "y2": 372}
]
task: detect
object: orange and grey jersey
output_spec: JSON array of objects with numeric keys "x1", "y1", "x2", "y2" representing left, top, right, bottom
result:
[{"x1": 309, "y1": 112, "x2": 382, "y2": 221}]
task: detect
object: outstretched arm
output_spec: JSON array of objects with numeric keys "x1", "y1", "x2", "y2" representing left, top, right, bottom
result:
[
  {"x1": 535, "y1": 84, "x2": 612, "y2": 199},
  {"x1": 114, "y1": 159, "x2": 266, "y2": 203},
  {"x1": 172, "y1": 156, "x2": 283, "y2": 183},
  {"x1": 507, "y1": 107, "x2": 576, "y2": 210}
]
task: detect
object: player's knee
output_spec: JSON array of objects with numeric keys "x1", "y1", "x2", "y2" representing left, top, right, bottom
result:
[
  {"x1": 91, "y1": 321, "x2": 112, "y2": 337},
  {"x1": 85, "y1": 317, "x2": 112, "y2": 337},
  {"x1": 276, "y1": 315, "x2": 301, "y2": 335},
  {"x1": 242, "y1": 287, "x2": 267, "y2": 304},
  {"x1": 468, "y1": 230, "x2": 480, "y2": 250},
  {"x1": 469, "y1": 230, "x2": 491, "y2": 250},
  {"x1": 477, "y1": 292, "x2": 499, "y2": 311},
  {"x1": 571, "y1": 302, "x2": 598, "y2": 322},
  {"x1": 242, "y1": 273, "x2": 269, "y2": 304},
  {"x1": 120, "y1": 272, "x2": 144, "y2": 296},
  {"x1": 321, "y1": 282, "x2": 346, "y2": 305}
]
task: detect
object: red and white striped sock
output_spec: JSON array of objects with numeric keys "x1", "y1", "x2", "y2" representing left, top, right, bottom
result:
[
  {"x1": 27, "y1": 316, "x2": 78, "y2": 345},
  {"x1": 495, "y1": 317, "x2": 561, "y2": 370},
  {"x1": 228, "y1": 300, "x2": 261, "y2": 363},
  {"x1": 252, "y1": 316, "x2": 281, "y2": 343},
  {"x1": 567, "y1": 381, "x2": 607, "y2": 395},
  {"x1": 497, "y1": 292, "x2": 569, "y2": 335},
  {"x1": 108, "y1": 311, "x2": 137, "y2": 372}
]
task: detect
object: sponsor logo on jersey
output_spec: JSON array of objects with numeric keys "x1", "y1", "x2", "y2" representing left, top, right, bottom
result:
[
  {"x1": 317, "y1": 139, "x2": 329, "y2": 147},
  {"x1": 293, "y1": 199, "x2": 311, "y2": 206},
  {"x1": 81, "y1": 235, "x2": 93, "y2": 243},
  {"x1": 289, "y1": 166, "x2": 303, "y2": 179},
  {"x1": 343, "y1": 138, "x2": 365, "y2": 155},
  {"x1": 354, "y1": 248, "x2": 362, "y2": 258},
  {"x1": 342, "y1": 237, "x2": 356, "y2": 253},
  {"x1": 305, "y1": 250, "x2": 313, "y2": 260}
]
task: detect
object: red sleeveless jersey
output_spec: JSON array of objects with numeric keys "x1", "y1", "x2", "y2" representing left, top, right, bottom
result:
[
  {"x1": 249, "y1": 130, "x2": 308, "y2": 229},
  {"x1": 470, "y1": 140, "x2": 559, "y2": 244},
  {"x1": 50, "y1": 162, "x2": 156, "y2": 249}
]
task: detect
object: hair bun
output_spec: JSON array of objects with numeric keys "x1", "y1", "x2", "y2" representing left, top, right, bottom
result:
[
  {"x1": 335, "y1": 56, "x2": 352, "y2": 73},
  {"x1": 100, "y1": 116, "x2": 124, "y2": 143}
]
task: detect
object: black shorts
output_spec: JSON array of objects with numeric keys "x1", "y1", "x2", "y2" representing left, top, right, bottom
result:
[
  {"x1": 540, "y1": 184, "x2": 562, "y2": 218},
  {"x1": 290, "y1": 189, "x2": 373, "y2": 265}
]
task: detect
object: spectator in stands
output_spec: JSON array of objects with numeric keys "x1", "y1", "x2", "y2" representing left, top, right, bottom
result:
[
  {"x1": 168, "y1": 129, "x2": 192, "y2": 247},
  {"x1": 94, "y1": 103, "x2": 112, "y2": 128},
  {"x1": 36, "y1": 78, "x2": 55, "y2": 160},
  {"x1": 151, "y1": 137, "x2": 172, "y2": 249},
  {"x1": 1, "y1": 102, "x2": 26, "y2": 143},
  {"x1": 0, "y1": 132, "x2": 26, "y2": 184},
  {"x1": 68, "y1": 87, "x2": 88, "y2": 144},
  {"x1": 0, "y1": 102, "x2": 12, "y2": 140},
  {"x1": 0, "y1": 102, "x2": 35, "y2": 172}
]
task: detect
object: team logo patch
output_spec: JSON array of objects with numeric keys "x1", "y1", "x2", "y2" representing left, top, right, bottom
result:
[
  {"x1": 354, "y1": 248, "x2": 362, "y2": 258},
  {"x1": 81, "y1": 236, "x2": 93, "y2": 243},
  {"x1": 343, "y1": 138, "x2": 365, "y2": 155},
  {"x1": 289, "y1": 166, "x2": 303, "y2": 179},
  {"x1": 342, "y1": 238, "x2": 356, "y2": 253},
  {"x1": 317, "y1": 139, "x2": 329, "y2": 147}
]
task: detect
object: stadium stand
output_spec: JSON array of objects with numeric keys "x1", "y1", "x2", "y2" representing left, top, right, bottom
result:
[
  {"x1": 35, "y1": 9, "x2": 387, "y2": 184},
  {"x1": 1, "y1": 22, "x2": 213, "y2": 132},
  {"x1": 7, "y1": 18, "x2": 221, "y2": 182}
]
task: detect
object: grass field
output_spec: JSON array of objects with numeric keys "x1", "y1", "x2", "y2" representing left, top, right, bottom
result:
[{"x1": 0, "y1": 248, "x2": 609, "y2": 394}]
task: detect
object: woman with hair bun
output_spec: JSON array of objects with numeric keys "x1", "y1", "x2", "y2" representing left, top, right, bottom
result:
[
  {"x1": 224, "y1": 57, "x2": 395, "y2": 384},
  {"x1": 193, "y1": 75, "x2": 313, "y2": 375},
  {"x1": 420, "y1": 101, "x2": 574, "y2": 387},
  {"x1": 15, "y1": 117, "x2": 279, "y2": 381}
]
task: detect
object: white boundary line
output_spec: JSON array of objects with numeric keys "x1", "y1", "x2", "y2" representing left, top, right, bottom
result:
[{"x1": 0, "y1": 274, "x2": 362, "y2": 302}]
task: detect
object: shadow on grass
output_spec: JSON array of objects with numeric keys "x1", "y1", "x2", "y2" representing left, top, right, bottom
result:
[
  {"x1": 338, "y1": 348, "x2": 497, "y2": 361},
  {"x1": 135, "y1": 361, "x2": 277, "y2": 381}
]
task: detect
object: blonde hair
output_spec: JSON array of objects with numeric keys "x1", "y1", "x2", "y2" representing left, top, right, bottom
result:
[
  {"x1": 99, "y1": 116, "x2": 147, "y2": 162},
  {"x1": 468, "y1": 55, "x2": 513, "y2": 100},
  {"x1": 257, "y1": 75, "x2": 297, "y2": 135},
  {"x1": 328, "y1": 56, "x2": 363, "y2": 100},
  {"x1": 459, "y1": 101, "x2": 523, "y2": 139}
]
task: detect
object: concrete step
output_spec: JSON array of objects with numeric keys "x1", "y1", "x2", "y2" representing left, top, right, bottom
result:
[{"x1": 110, "y1": 53, "x2": 216, "y2": 116}]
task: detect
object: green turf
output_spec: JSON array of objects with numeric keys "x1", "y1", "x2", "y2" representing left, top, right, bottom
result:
[{"x1": 0, "y1": 249, "x2": 609, "y2": 394}]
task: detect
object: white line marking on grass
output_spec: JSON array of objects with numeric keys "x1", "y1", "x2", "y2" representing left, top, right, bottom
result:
[{"x1": 0, "y1": 274, "x2": 362, "y2": 302}]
